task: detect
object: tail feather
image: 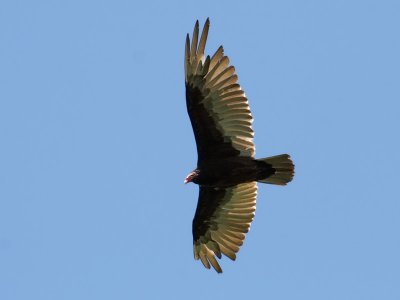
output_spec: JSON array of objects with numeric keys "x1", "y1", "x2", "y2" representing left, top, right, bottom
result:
[{"x1": 257, "y1": 154, "x2": 294, "y2": 185}]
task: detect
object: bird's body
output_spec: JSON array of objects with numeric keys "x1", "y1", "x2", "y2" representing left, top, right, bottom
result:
[
  {"x1": 192, "y1": 156, "x2": 274, "y2": 187},
  {"x1": 184, "y1": 19, "x2": 294, "y2": 273}
]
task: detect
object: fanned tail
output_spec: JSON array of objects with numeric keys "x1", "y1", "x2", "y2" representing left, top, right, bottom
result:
[{"x1": 257, "y1": 154, "x2": 294, "y2": 185}]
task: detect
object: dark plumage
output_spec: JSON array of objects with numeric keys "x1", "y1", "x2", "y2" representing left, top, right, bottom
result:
[{"x1": 185, "y1": 18, "x2": 295, "y2": 273}]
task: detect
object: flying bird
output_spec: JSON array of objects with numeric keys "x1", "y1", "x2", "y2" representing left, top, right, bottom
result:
[{"x1": 185, "y1": 18, "x2": 295, "y2": 273}]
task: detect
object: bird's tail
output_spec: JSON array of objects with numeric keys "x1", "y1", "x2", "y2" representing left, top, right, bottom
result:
[{"x1": 257, "y1": 154, "x2": 294, "y2": 185}]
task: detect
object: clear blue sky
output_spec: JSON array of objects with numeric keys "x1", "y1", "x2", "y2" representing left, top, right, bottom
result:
[{"x1": 1, "y1": 1, "x2": 399, "y2": 299}]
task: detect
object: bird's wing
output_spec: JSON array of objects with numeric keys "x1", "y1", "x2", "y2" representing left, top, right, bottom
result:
[
  {"x1": 192, "y1": 182, "x2": 257, "y2": 273},
  {"x1": 185, "y1": 19, "x2": 255, "y2": 162}
]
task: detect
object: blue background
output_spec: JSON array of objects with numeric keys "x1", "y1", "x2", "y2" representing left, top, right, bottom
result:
[{"x1": 1, "y1": 1, "x2": 399, "y2": 299}]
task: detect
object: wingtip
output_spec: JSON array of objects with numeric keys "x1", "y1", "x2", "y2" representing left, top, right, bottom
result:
[{"x1": 196, "y1": 18, "x2": 210, "y2": 24}]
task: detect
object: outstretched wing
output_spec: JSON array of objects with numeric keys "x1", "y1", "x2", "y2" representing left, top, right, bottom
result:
[
  {"x1": 192, "y1": 182, "x2": 257, "y2": 273},
  {"x1": 185, "y1": 19, "x2": 255, "y2": 163}
]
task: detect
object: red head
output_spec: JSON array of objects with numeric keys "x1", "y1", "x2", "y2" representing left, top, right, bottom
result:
[{"x1": 184, "y1": 170, "x2": 198, "y2": 184}]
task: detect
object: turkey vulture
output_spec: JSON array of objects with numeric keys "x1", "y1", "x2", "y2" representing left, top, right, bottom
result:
[{"x1": 185, "y1": 18, "x2": 294, "y2": 273}]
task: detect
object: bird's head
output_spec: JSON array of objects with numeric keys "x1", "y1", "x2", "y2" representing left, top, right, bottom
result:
[{"x1": 184, "y1": 170, "x2": 199, "y2": 184}]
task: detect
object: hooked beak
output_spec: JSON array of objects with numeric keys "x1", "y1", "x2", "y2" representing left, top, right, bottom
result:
[
  {"x1": 184, "y1": 174, "x2": 192, "y2": 184},
  {"x1": 184, "y1": 171, "x2": 196, "y2": 184}
]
